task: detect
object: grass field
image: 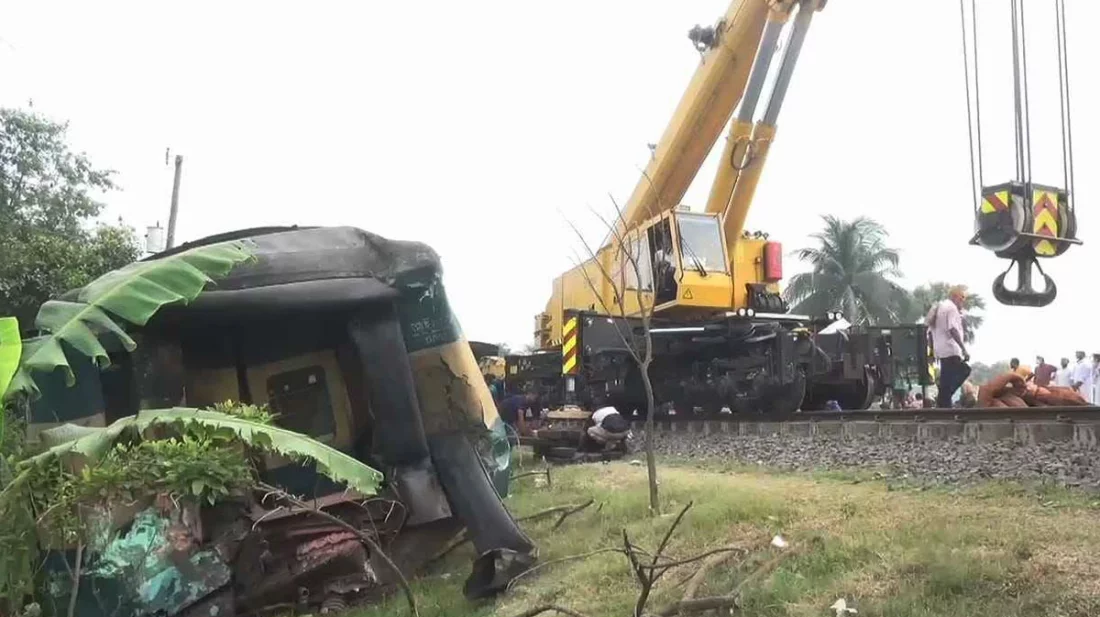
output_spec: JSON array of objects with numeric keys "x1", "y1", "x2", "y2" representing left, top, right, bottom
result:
[{"x1": 354, "y1": 457, "x2": 1100, "y2": 617}]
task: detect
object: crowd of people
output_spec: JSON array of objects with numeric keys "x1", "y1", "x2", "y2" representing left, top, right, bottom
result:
[
  {"x1": 1010, "y1": 353, "x2": 1100, "y2": 404},
  {"x1": 903, "y1": 283, "x2": 1100, "y2": 408}
]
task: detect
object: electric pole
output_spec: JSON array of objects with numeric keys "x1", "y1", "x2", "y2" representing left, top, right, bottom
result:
[{"x1": 166, "y1": 154, "x2": 183, "y2": 249}]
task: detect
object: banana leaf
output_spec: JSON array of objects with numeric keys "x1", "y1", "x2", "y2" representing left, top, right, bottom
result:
[
  {"x1": 5, "y1": 240, "x2": 255, "y2": 401},
  {"x1": 0, "y1": 317, "x2": 20, "y2": 399},
  {"x1": 11, "y1": 408, "x2": 382, "y2": 497}
]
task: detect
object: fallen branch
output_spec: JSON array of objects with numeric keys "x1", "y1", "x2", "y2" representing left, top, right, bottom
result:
[
  {"x1": 731, "y1": 547, "x2": 799, "y2": 595},
  {"x1": 512, "y1": 469, "x2": 552, "y2": 484},
  {"x1": 509, "y1": 605, "x2": 592, "y2": 617},
  {"x1": 681, "y1": 547, "x2": 745, "y2": 600},
  {"x1": 552, "y1": 499, "x2": 595, "y2": 531},
  {"x1": 257, "y1": 482, "x2": 419, "y2": 617},
  {"x1": 656, "y1": 595, "x2": 739, "y2": 616},
  {"x1": 517, "y1": 502, "x2": 591, "y2": 524}
]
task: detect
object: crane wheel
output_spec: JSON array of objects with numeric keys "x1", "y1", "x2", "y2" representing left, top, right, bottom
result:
[{"x1": 760, "y1": 369, "x2": 806, "y2": 418}]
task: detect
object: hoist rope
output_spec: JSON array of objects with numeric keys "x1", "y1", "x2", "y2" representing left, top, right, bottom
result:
[
  {"x1": 958, "y1": 0, "x2": 980, "y2": 208},
  {"x1": 1018, "y1": 0, "x2": 1034, "y2": 190},
  {"x1": 1009, "y1": 0, "x2": 1025, "y2": 183},
  {"x1": 1055, "y1": 0, "x2": 1076, "y2": 210},
  {"x1": 970, "y1": 0, "x2": 984, "y2": 191}
]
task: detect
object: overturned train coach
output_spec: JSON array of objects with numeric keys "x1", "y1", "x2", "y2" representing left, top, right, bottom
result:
[
  {"x1": 27, "y1": 226, "x2": 536, "y2": 615},
  {"x1": 506, "y1": 309, "x2": 932, "y2": 416}
]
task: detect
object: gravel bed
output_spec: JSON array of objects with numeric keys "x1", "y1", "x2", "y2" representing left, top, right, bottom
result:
[{"x1": 641, "y1": 431, "x2": 1100, "y2": 490}]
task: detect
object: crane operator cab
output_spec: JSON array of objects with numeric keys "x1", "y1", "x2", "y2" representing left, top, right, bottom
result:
[
  {"x1": 536, "y1": 208, "x2": 787, "y2": 352},
  {"x1": 645, "y1": 211, "x2": 733, "y2": 314},
  {"x1": 631, "y1": 210, "x2": 785, "y2": 320}
]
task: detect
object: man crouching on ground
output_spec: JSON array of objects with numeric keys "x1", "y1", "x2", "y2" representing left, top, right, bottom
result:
[{"x1": 580, "y1": 403, "x2": 630, "y2": 452}]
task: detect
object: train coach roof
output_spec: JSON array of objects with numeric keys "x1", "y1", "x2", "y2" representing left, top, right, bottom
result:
[{"x1": 68, "y1": 226, "x2": 445, "y2": 321}]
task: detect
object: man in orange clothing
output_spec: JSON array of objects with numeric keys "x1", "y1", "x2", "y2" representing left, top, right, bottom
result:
[{"x1": 1009, "y1": 358, "x2": 1033, "y2": 382}]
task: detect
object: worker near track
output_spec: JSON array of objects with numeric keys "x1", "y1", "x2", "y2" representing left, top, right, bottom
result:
[
  {"x1": 1054, "y1": 357, "x2": 1073, "y2": 388},
  {"x1": 1071, "y1": 351, "x2": 1093, "y2": 400},
  {"x1": 1034, "y1": 356, "x2": 1056, "y2": 387},
  {"x1": 1009, "y1": 358, "x2": 1033, "y2": 382},
  {"x1": 580, "y1": 402, "x2": 630, "y2": 452},
  {"x1": 1091, "y1": 354, "x2": 1100, "y2": 405},
  {"x1": 927, "y1": 285, "x2": 971, "y2": 408},
  {"x1": 498, "y1": 391, "x2": 538, "y2": 431}
]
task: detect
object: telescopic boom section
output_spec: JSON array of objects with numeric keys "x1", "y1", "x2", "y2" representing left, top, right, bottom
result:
[
  {"x1": 706, "y1": 0, "x2": 823, "y2": 255},
  {"x1": 616, "y1": 0, "x2": 787, "y2": 232}
]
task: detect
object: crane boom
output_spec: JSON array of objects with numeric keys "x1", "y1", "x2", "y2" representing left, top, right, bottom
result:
[{"x1": 617, "y1": 0, "x2": 783, "y2": 231}]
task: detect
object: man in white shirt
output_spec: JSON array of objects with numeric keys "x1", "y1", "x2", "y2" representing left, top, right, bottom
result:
[
  {"x1": 926, "y1": 285, "x2": 971, "y2": 408},
  {"x1": 583, "y1": 404, "x2": 630, "y2": 452},
  {"x1": 1054, "y1": 357, "x2": 1073, "y2": 388},
  {"x1": 1070, "y1": 351, "x2": 1092, "y2": 399}
]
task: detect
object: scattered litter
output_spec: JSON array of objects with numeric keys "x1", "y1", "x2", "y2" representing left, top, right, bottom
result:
[
  {"x1": 830, "y1": 598, "x2": 857, "y2": 615},
  {"x1": 770, "y1": 535, "x2": 788, "y2": 549},
  {"x1": 630, "y1": 459, "x2": 643, "y2": 466}
]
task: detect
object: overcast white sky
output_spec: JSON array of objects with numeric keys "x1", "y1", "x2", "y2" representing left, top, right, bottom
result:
[{"x1": 1, "y1": 0, "x2": 1097, "y2": 364}]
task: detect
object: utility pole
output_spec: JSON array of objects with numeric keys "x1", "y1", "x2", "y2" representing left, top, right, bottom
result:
[{"x1": 166, "y1": 154, "x2": 183, "y2": 249}]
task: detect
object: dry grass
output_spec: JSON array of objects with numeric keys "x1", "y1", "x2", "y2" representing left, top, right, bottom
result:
[{"x1": 352, "y1": 459, "x2": 1100, "y2": 617}]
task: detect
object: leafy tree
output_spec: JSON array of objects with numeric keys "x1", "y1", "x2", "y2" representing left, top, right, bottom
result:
[
  {"x1": 898, "y1": 281, "x2": 986, "y2": 343},
  {"x1": 0, "y1": 108, "x2": 139, "y2": 326},
  {"x1": 784, "y1": 216, "x2": 909, "y2": 325}
]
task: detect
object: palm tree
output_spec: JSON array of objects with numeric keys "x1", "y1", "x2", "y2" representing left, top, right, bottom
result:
[
  {"x1": 903, "y1": 281, "x2": 986, "y2": 343},
  {"x1": 784, "y1": 216, "x2": 908, "y2": 325}
]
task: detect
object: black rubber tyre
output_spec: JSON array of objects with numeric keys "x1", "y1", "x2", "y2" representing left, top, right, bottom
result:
[{"x1": 548, "y1": 446, "x2": 578, "y2": 460}]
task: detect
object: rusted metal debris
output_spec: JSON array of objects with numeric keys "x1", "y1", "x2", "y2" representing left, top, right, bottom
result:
[{"x1": 71, "y1": 491, "x2": 407, "y2": 617}]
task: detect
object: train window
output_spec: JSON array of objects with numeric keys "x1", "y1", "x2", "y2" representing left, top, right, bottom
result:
[{"x1": 266, "y1": 365, "x2": 336, "y2": 440}]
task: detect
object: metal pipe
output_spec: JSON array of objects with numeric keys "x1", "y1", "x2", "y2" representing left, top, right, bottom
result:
[
  {"x1": 737, "y1": 18, "x2": 785, "y2": 123},
  {"x1": 762, "y1": 0, "x2": 816, "y2": 126},
  {"x1": 166, "y1": 154, "x2": 183, "y2": 249}
]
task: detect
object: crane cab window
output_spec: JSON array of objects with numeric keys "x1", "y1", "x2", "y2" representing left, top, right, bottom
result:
[
  {"x1": 649, "y1": 219, "x2": 677, "y2": 304},
  {"x1": 677, "y1": 214, "x2": 727, "y2": 274},
  {"x1": 613, "y1": 233, "x2": 653, "y2": 291}
]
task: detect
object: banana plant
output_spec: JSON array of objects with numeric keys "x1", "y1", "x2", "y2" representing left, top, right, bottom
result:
[
  {"x1": 4, "y1": 240, "x2": 255, "y2": 401},
  {"x1": 0, "y1": 317, "x2": 20, "y2": 399},
  {"x1": 5, "y1": 407, "x2": 383, "y2": 499},
  {"x1": 0, "y1": 317, "x2": 21, "y2": 447}
]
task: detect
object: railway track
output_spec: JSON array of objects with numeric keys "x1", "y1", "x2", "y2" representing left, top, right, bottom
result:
[{"x1": 646, "y1": 406, "x2": 1100, "y2": 424}]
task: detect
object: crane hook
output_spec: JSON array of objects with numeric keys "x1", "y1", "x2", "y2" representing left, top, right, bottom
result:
[{"x1": 991, "y1": 253, "x2": 1057, "y2": 307}]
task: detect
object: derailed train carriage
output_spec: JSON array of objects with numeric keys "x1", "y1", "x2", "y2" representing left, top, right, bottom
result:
[{"x1": 26, "y1": 226, "x2": 536, "y2": 616}]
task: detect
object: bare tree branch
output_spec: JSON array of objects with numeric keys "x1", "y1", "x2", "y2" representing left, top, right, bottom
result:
[
  {"x1": 507, "y1": 548, "x2": 627, "y2": 591},
  {"x1": 518, "y1": 502, "x2": 595, "y2": 525},
  {"x1": 551, "y1": 498, "x2": 595, "y2": 531},
  {"x1": 606, "y1": 190, "x2": 660, "y2": 514},
  {"x1": 567, "y1": 248, "x2": 643, "y2": 366},
  {"x1": 653, "y1": 502, "x2": 693, "y2": 566}
]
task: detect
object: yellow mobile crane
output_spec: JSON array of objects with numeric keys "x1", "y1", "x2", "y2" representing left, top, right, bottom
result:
[{"x1": 509, "y1": 0, "x2": 1079, "y2": 416}]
